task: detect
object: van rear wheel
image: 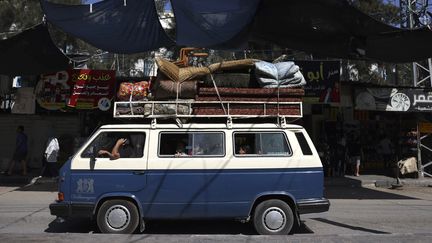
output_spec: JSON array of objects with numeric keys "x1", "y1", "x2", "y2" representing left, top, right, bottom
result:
[
  {"x1": 253, "y1": 199, "x2": 294, "y2": 235},
  {"x1": 97, "y1": 199, "x2": 139, "y2": 234}
]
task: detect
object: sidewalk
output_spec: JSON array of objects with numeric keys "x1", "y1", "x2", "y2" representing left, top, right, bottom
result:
[
  {"x1": 325, "y1": 174, "x2": 432, "y2": 188},
  {"x1": 0, "y1": 167, "x2": 55, "y2": 186}
]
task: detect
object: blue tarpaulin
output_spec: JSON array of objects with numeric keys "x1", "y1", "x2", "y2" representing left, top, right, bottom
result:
[
  {"x1": 40, "y1": 0, "x2": 174, "y2": 53},
  {"x1": 171, "y1": 0, "x2": 260, "y2": 48},
  {"x1": 40, "y1": 0, "x2": 432, "y2": 63}
]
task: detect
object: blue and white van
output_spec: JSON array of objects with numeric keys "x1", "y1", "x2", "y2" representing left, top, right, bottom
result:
[{"x1": 50, "y1": 122, "x2": 329, "y2": 235}]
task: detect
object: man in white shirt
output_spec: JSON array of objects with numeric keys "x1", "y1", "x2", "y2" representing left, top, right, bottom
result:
[{"x1": 44, "y1": 137, "x2": 60, "y2": 178}]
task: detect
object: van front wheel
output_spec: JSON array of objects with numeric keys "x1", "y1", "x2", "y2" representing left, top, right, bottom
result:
[
  {"x1": 97, "y1": 199, "x2": 139, "y2": 234},
  {"x1": 253, "y1": 199, "x2": 294, "y2": 235}
]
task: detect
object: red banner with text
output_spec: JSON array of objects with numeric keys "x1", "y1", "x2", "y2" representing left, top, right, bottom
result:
[{"x1": 37, "y1": 69, "x2": 115, "y2": 111}]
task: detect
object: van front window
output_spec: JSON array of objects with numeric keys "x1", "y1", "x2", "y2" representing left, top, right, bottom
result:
[{"x1": 81, "y1": 132, "x2": 145, "y2": 159}]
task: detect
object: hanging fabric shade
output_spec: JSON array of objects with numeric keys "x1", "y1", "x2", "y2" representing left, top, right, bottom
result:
[
  {"x1": 171, "y1": 0, "x2": 260, "y2": 48},
  {"x1": 0, "y1": 24, "x2": 69, "y2": 75},
  {"x1": 40, "y1": 0, "x2": 174, "y2": 53},
  {"x1": 40, "y1": 0, "x2": 432, "y2": 63}
]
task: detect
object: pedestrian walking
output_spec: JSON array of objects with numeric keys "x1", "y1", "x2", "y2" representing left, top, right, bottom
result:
[
  {"x1": 42, "y1": 136, "x2": 60, "y2": 178},
  {"x1": 7, "y1": 125, "x2": 28, "y2": 176}
]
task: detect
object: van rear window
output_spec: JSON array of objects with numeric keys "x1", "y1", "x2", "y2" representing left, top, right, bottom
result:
[
  {"x1": 295, "y1": 132, "x2": 313, "y2": 155},
  {"x1": 159, "y1": 132, "x2": 224, "y2": 157}
]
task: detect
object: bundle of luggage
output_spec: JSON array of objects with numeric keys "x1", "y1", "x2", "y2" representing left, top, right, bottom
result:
[{"x1": 115, "y1": 56, "x2": 306, "y2": 117}]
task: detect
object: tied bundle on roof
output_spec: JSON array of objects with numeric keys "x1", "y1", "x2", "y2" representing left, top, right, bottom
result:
[
  {"x1": 155, "y1": 57, "x2": 210, "y2": 82},
  {"x1": 152, "y1": 74, "x2": 198, "y2": 100},
  {"x1": 117, "y1": 81, "x2": 149, "y2": 101},
  {"x1": 255, "y1": 61, "x2": 306, "y2": 88}
]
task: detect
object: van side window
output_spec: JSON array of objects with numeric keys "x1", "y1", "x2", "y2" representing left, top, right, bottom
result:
[
  {"x1": 294, "y1": 132, "x2": 313, "y2": 155},
  {"x1": 81, "y1": 132, "x2": 145, "y2": 159},
  {"x1": 234, "y1": 132, "x2": 291, "y2": 156},
  {"x1": 159, "y1": 132, "x2": 224, "y2": 157}
]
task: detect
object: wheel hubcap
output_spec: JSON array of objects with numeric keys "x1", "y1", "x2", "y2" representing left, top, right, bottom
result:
[
  {"x1": 105, "y1": 205, "x2": 130, "y2": 231},
  {"x1": 262, "y1": 207, "x2": 286, "y2": 232}
]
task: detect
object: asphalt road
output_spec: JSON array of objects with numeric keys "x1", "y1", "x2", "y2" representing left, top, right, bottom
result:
[{"x1": 0, "y1": 183, "x2": 432, "y2": 242}]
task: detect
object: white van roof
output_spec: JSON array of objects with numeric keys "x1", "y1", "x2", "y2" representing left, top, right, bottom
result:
[{"x1": 100, "y1": 123, "x2": 304, "y2": 130}]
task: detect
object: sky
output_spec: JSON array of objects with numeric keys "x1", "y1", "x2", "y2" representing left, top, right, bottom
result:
[{"x1": 83, "y1": 0, "x2": 102, "y2": 3}]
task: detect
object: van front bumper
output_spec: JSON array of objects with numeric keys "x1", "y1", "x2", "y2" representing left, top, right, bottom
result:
[
  {"x1": 49, "y1": 202, "x2": 94, "y2": 218},
  {"x1": 297, "y1": 198, "x2": 330, "y2": 214}
]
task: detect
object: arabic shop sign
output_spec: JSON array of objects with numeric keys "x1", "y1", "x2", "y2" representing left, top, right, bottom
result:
[
  {"x1": 296, "y1": 60, "x2": 341, "y2": 104},
  {"x1": 36, "y1": 69, "x2": 115, "y2": 111},
  {"x1": 354, "y1": 87, "x2": 432, "y2": 112}
]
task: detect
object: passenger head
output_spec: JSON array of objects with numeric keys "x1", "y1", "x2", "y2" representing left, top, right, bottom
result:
[
  {"x1": 17, "y1": 125, "x2": 24, "y2": 133},
  {"x1": 239, "y1": 145, "x2": 249, "y2": 154}
]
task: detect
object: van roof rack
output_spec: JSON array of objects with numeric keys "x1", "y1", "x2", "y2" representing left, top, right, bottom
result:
[
  {"x1": 114, "y1": 100, "x2": 302, "y2": 118},
  {"x1": 113, "y1": 100, "x2": 302, "y2": 127}
]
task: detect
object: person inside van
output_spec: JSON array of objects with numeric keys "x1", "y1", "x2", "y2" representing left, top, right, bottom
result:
[
  {"x1": 98, "y1": 136, "x2": 134, "y2": 160},
  {"x1": 238, "y1": 145, "x2": 250, "y2": 155},
  {"x1": 175, "y1": 141, "x2": 187, "y2": 156}
]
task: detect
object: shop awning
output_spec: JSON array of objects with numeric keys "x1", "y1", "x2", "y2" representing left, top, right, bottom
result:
[
  {"x1": 0, "y1": 24, "x2": 70, "y2": 76},
  {"x1": 40, "y1": 0, "x2": 432, "y2": 63}
]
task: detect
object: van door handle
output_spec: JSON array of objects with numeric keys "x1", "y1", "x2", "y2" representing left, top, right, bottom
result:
[{"x1": 133, "y1": 170, "x2": 146, "y2": 175}]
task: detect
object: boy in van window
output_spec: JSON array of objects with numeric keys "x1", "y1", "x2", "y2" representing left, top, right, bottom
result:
[{"x1": 98, "y1": 136, "x2": 134, "y2": 160}]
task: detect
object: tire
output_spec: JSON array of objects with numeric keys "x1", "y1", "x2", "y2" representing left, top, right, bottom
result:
[
  {"x1": 253, "y1": 199, "x2": 294, "y2": 235},
  {"x1": 97, "y1": 199, "x2": 139, "y2": 234}
]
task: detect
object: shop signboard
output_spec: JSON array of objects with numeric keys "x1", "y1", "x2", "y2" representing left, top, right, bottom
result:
[
  {"x1": 355, "y1": 87, "x2": 432, "y2": 112},
  {"x1": 296, "y1": 60, "x2": 341, "y2": 104},
  {"x1": 419, "y1": 122, "x2": 432, "y2": 134},
  {"x1": 36, "y1": 69, "x2": 115, "y2": 111}
]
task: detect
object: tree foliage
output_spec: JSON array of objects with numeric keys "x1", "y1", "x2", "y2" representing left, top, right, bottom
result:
[{"x1": 351, "y1": 0, "x2": 401, "y2": 26}]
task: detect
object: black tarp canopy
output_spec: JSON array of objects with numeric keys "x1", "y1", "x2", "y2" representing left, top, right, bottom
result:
[
  {"x1": 40, "y1": 0, "x2": 432, "y2": 63},
  {"x1": 0, "y1": 24, "x2": 70, "y2": 75}
]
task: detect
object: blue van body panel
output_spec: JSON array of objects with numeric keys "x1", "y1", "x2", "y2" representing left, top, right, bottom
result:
[
  {"x1": 64, "y1": 167, "x2": 323, "y2": 219},
  {"x1": 69, "y1": 171, "x2": 146, "y2": 203},
  {"x1": 58, "y1": 159, "x2": 72, "y2": 202},
  {"x1": 141, "y1": 167, "x2": 323, "y2": 219}
]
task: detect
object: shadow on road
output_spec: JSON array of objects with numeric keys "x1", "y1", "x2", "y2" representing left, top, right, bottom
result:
[
  {"x1": 45, "y1": 218, "x2": 98, "y2": 233},
  {"x1": 16, "y1": 180, "x2": 58, "y2": 192},
  {"x1": 45, "y1": 218, "x2": 314, "y2": 235},
  {"x1": 312, "y1": 218, "x2": 390, "y2": 234},
  {"x1": 324, "y1": 177, "x2": 417, "y2": 200}
]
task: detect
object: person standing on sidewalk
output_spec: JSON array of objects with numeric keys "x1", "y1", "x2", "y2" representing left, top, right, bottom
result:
[
  {"x1": 7, "y1": 125, "x2": 28, "y2": 176},
  {"x1": 378, "y1": 135, "x2": 393, "y2": 169},
  {"x1": 348, "y1": 136, "x2": 362, "y2": 176},
  {"x1": 334, "y1": 136, "x2": 348, "y2": 177}
]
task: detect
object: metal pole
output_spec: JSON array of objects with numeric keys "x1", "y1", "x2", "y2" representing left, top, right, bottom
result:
[
  {"x1": 417, "y1": 122, "x2": 424, "y2": 178},
  {"x1": 407, "y1": 0, "x2": 420, "y2": 86},
  {"x1": 429, "y1": 58, "x2": 432, "y2": 86}
]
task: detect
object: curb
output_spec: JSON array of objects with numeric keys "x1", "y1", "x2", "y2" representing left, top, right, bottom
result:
[
  {"x1": 325, "y1": 175, "x2": 432, "y2": 188},
  {"x1": 375, "y1": 179, "x2": 432, "y2": 188}
]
